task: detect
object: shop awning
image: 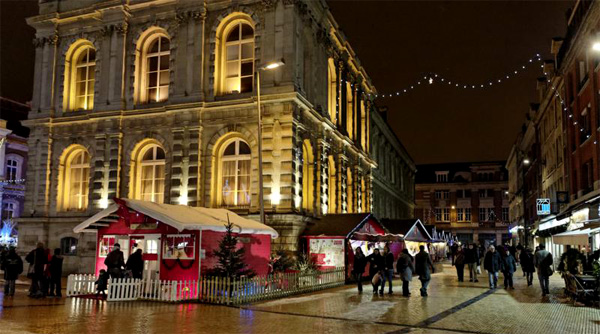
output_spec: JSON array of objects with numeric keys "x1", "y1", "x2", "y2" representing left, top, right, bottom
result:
[
  {"x1": 73, "y1": 198, "x2": 279, "y2": 238},
  {"x1": 552, "y1": 226, "x2": 600, "y2": 246}
]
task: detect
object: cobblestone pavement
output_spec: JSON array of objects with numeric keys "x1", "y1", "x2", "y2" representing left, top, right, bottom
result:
[{"x1": 1, "y1": 264, "x2": 598, "y2": 334}]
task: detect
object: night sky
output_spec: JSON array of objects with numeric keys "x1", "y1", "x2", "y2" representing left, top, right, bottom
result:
[{"x1": 0, "y1": 0, "x2": 574, "y2": 164}]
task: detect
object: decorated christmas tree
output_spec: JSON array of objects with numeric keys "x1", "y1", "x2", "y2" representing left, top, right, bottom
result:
[{"x1": 211, "y1": 215, "x2": 255, "y2": 278}]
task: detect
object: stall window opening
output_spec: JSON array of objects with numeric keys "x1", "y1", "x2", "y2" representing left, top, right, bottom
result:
[
  {"x1": 99, "y1": 236, "x2": 116, "y2": 257},
  {"x1": 163, "y1": 234, "x2": 195, "y2": 259}
]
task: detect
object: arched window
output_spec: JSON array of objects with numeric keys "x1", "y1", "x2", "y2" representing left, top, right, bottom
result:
[
  {"x1": 134, "y1": 29, "x2": 170, "y2": 104},
  {"x1": 2, "y1": 201, "x2": 17, "y2": 220},
  {"x1": 346, "y1": 82, "x2": 354, "y2": 139},
  {"x1": 63, "y1": 42, "x2": 96, "y2": 111},
  {"x1": 223, "y1": 22, "x2": 254, "y2": 94},
  {"x1": 328, "y1": 155, "x2": 337, "y2": 214},
  {"x1": 302, "y1": 140, "x2": 314, "y2": 212},
  {"x1": 59, "y1": 148, "x2": 90, "y2": 211},
  {"x1": 135, "y1": 145, "x2": 165, "y2": 203},
  {"x1": 220, "y1": 139, "x2": 251, "y2": 207},
  {"x1": 347, "y1": 168, "x2": 353, "y2": 213},
  {"x1": 328, "y1": 58, "x2": 337, "y2": 124}
]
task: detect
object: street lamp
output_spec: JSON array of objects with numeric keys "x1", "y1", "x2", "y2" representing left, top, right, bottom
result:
[
  {"x1": 523, "y1": 158, "x2": 530, "y2": 165},
  {"x1": 256, "y1": 59, "x2": 285, "y2": 225}
]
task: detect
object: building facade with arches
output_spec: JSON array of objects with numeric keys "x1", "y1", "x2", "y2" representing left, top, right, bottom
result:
[{"x1": 21, "y1": 0, "x2": 381, "y2": 274}]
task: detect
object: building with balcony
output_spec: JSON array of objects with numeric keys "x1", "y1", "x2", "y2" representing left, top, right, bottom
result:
[{"x1": 414, "y1": 162, "x2": 510, "y2": 246}]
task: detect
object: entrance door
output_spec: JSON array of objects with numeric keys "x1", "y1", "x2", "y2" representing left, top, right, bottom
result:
[{"x1": 129, "y1": 235, "x2": 160, "y2": 280}]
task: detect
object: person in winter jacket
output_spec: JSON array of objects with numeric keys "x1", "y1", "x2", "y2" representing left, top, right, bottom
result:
[
  {"x1": 366, "y1": 248, "x2": 384, "y2": 294},
  {"x1": 454, "y1": 246, "x2": 466, "y2": 282},
  {"x1": 352, "y1": 247, "x2": 367, "y2": 293},
  {"x1": 25, "y1": 242, "x2": 48, "y2": 298},
  {"x1": 396, "y1": 249, "x2": 414, "y2": 297},
  {"x1": 380, "y1": 245, "x2": 395, "y2": 295},
  {"x1": 534, "y1": 244, "x2": 553, "y2": 296},
  {"x1": 104, "y1": 243, "x2": 125, "y2": 279},
  {"x1": 48, "y1": 248, "x2": 63, "y2": 297},
  {"x1": 95, "y1": 269, "x2": 109, "y2": 297},
  {"x1": 1, "y1": 247, "x2": 23, "y2": 297},
  {"x1": 502, "y1": 250, "x2": 517, "y2": 289},
  {"x1": 126, "y1": 249, "x2": 144, "y2": 280},
  {"x1": 415, "y1": 245, "x2": 434, "y2": 297},
  {"x1": 465, "y1": 243, "x2": 480, "y2": 282},
  {"x1": 483, "y1": 245, "x2": 502, "y2": 289},
  {"x1": 519, "y1": 248, "x2": 536, "y2": 286}
]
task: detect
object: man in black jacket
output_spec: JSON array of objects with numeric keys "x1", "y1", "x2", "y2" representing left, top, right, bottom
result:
[
  {"x1": 25, "y1": 242, "x2": 48, "y2": 298},
  {"x1": 380, "y1": 245, "x2": 395, "y2": 295},
  {"x1": 366, "y1": 248, "x2": 384, "y2": 294},
  {"x1": 484, "y1": 245, "x2": 502, "y2": 289},
  {"x1": 415, "y1": 245, "x2": 434, "y2": 297},
  {"x1": 465, "y1": 243, "x2": 479, "y2": 282},
  {"x1": 104, "y1": 243, "x2": 125, "y2": 279}
]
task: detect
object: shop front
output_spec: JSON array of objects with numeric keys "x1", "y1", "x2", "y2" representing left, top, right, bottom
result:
[{"x1": 73, "y1": 198, "x2": 279, "y2": 280}]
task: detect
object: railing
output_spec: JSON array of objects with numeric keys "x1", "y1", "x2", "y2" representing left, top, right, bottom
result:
[{"x1": 66, "y1": 267, "x2": 345, "y2": 304}]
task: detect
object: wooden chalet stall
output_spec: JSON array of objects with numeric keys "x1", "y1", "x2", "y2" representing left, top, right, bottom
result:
[
  {"x1": 302, "y1": 213, "x2": 403, "y2": 280},
  {"x1": 380, "y1": 219, "x2": 432, "y2": 256},
  {"x1": 73, "y1": 199, "x2": 278, "y2": 281}
]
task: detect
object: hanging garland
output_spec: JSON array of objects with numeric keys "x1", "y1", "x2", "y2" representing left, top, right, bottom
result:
[{"x1": 162, "y1": 258, "x2": 195, "y2": 270}]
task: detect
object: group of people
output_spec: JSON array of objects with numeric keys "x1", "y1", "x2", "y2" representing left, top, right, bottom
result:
[
  {"x1": 95, "y1": 243, "x2": 145, "y2": 296},
  {"x1": 352, "y1": 244, "x2": 435, "y2": 297}
]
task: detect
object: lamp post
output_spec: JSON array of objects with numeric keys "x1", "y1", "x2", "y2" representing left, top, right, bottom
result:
[{"x1": 256, "y1": 59, "x2": 285, "y2": 224}]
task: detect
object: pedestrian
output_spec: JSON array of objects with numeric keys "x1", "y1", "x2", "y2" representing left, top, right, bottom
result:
[
  {"x1": 454, "y1": 245, "x2": 465, "y2": 282},
  {"x1": 380, "y1": 244, "x2": 395, "y2": 295},
  {"x1": 396, "y1": 248, "x2": 414, "y2": 297},
  {"x1": 1, "y1": 247, "x2": 23, "y2": 297},
  {"x1": 41, "y1": 247, "x2": 52, "y2": 296},
  {"x1": 104, "y1": 243, "x2": 125, "y2": 279},
  {"x1": 450, "y1": 243, "x2": 459, "y2": 265},
  {"x1": 465, "y1": 243, "x2": 479, "y2": 282},
  {"x1": 126, "y1": 248, "x2": 144, "y2": 280},
  {"x1": 25, "y1": 242, "x2": 48, "y2": 298},
  {"x1": 48, "y1": 248, "x2": 63, "y2": 297},
  {"x1": 352, "y1": 247, "x2": 366, "y2": 293},
  {"x1": 502, "y1": 249, "x2": 517, "y2": 289},
  {"x1": 483, "y1": 245, "x2": 502, "y2": 289},
  {"x1": 415, "y1": 245, "x2": 434, "y2": 297},
  {"x1": 95, "y1": 269, "x2": 109, "y2": 297},
  {"x1": 519, "y1": 248, "x2": 535, "y2": 286},
  {"x1": 534, "y1": 244, "x2": 553, "y2": 296},
  {"x1": 366, "y1": 248, "x2": 384, "y2": 295}
]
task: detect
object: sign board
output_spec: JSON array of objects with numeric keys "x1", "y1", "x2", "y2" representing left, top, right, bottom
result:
[
  {"x1": 536, "y1": 198, "x2": 551, "y2": 216},
  {"x1": 309, "y1": 238, "x2": 345, "y2": 268}
]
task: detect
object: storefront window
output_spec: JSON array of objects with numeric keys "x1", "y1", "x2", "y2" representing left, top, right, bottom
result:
[
  {"x1": 99, "y1": 236, "x2": 116, "y2": 257},
  {"x1": 163, "y1": 234, "x2": 195, "y2": 259}
]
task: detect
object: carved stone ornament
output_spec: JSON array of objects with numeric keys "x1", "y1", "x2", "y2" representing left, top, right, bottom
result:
[{"x1": 261, "y1": 0, "x2": 278, "y2": 9}]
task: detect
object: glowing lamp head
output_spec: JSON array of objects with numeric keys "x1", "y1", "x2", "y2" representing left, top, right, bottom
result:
[
  {"x1": 178, "y1": 195, "x2": 189, "y2": 206},
  {"x1": 523, "y1": 158, "x2": 530, "y2": 165},
  {"x1": 259, "y1": 59, "x2": 285, "y2": 71},
  {"x1": 593, "y1": 42, "x2": 600, "y2": 52},
  {"x1": 451, "y1": 205, "x2": 456, "y2": 210}
]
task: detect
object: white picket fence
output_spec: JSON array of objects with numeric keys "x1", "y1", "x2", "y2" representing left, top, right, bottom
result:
[{"x1": 66, "y1": 267, "x2": 345, "y2": 304}]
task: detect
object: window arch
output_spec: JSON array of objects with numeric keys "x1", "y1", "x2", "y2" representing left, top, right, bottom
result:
[
  {"x1": 328, "y1": 58, "x2": 337, "y2": 124},
  {"x1": 302, "y1": 140, "x2": 314, "y2": 212},
  {"x1": 63, "y1": 41, "x2": 96, "y2": 111},
  {"x1": 218, "y1": 138, "x2": 251, "y2": 207},
  {"x1": 216, "y1": 16, "x2": 255, "y2": 95},
  {"x1": 58, "y1": 146, "x2": 90, "y2": 211},
  {"x1": 328, "y1": 155, "x2": 337, "y2": 214},
  {"x1": 131, "y1": 143, "x2": 165, "y2": 203},
  {"x1": 134, "y1": 29, "x2": 170, "y2": 104},
  {"x1": 5, "y1": 154, "x2": 23, "y2": 180}
]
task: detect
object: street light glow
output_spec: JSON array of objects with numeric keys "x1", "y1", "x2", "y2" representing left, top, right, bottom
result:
[
  {"x1": 523, "y1": 158, "x2": 530, "y2": 165},
  {"x1": 259, "y1": 59, "x2": 285, "y2": 71},
  {"x1": 593, "y1": 41, "x2": 600, "y2": 51}
]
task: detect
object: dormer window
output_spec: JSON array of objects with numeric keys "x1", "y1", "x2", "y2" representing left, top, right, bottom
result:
[{"x1": 435, "y1": 171, "x2": 449, "y2": 183}]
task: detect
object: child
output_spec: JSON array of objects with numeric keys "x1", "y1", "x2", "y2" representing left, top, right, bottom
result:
[
  {"x1": 95, "y1": 269, "x2": 109, "y2": 297},
  {"x1": 1, "y1": 247, "x2": 23, "y2": 297}
]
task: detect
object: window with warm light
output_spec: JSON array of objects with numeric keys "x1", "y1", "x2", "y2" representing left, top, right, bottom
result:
[
  {"x1": 328, "y1": 58, "x2": 337, "y2": 124},
  {"x1": 59, "y1": 149, "x2": 90, "y2": 211},
  {"x1": 63, "y1": 42, "x2": 96, "y2": 111},
  {"x1": 146, "y1": 37, "x2": 170, "y2": 103},
  {"x1": 220, "y1": 139, "x2": 251, "y2": 207},
  {"x1": 302, "y1": 140, "x2": 314, "y2": 212},
  {"x1": 224, "y1": 22, "x2": 254, "y2": 94},
  {"x1": 137, "y1": 145, "x2": 165, "y2": 203}
]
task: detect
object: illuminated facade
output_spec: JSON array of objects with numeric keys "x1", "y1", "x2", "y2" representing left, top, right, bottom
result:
[{"x1": 20, "y1": 0, "x2": 376, "y2": 273}]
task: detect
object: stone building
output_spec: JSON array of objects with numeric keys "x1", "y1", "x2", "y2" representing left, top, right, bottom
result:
[
  {"x1": 370, "y1": 108, "x2": 415, "y2": 220},
  {"x1": 414, "y1": 162, "x2": 510, "y2": 246},
  {"x1": 20, "y1": 0, "x2": 377, "y2": 273}
]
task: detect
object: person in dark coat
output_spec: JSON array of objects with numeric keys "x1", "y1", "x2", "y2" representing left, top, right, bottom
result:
[
  {"x1": 1, "y1": 247, "x2": 23, "y2": 297},
  {"x1": 48, "y1": 248, "x2": 63, "y2": 297},
  {"x1": 519, "y1": 248, "x2": 536, "y2": 286},
  {"x1": 396, "y1": 249, "x2": 414, "y2": 297},
  {"x1": 95, "y1": 269, "x2": 109, "y2": 297},
  {"x1": 380, "y1": 244, "x2": 395, "y2": 295},
  {"x1": 534, "y1": 244, "x2": 553, "y2": 296},
  {"x1": 450, "y1": 243, "x2": 459, "y2": 265},
  {"x1": 502, "y1": 249, "x2": 517, "y2": 289},
  {"x1": 366, "y1": 248, "x2": 384, "y2": 294},
  {"x1": 454, "y1": 245, "x2": 466, "y2": 282},
  {"x1": 415, "y1": 245, "x2": 434, "y2": 297},
  {"x1": 25, "y1": 242, "x2": 48, "y2": 297},
  {"x1": 352, "y1": 247, "x2": 366, "y2": 293},
  {"x1": 465, "y1": 243, "x2": 480, "y2": 282},
  {"x1": 104, "y1": 243, "x2": 125, "y2": 279},
  {"x1": 483, "y1": 245, "x2": 502, "y2": 289},
  {"x1": 126, "y1": 248, "x2": 144, "y2": 280}
]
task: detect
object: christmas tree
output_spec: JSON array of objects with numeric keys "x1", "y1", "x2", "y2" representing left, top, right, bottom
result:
[{"x1": 211, "y1": 215, "x2": 255, "y2": 278}]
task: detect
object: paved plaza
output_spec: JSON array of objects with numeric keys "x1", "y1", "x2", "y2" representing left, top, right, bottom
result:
[{"x1": 1, "y1": 264, "x2": 598, "y2": 334}]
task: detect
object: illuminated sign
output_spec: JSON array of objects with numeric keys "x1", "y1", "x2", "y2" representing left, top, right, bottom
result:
[{"x1": 536, "y1": 198, "x2": 551, "y2": 215}]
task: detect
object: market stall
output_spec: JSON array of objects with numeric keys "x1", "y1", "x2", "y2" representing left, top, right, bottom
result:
[
  {"x1": 380, "y1": 219, "x2": 432, "y2": 256},
  {"x1": 424, "y1": 224, "x2": 449, "y2": 262},
  {"x1": 73, "y1": 198, "x2": 279, "y2": 280}
]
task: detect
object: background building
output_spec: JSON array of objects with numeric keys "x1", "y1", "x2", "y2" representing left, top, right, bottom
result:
[
  {"x1": 370, "y1": 107, "x2": 415, "y2": 220},
  {"x1": 415, "y1": 162, "x2": 510, "y2": 246},
  {"x1": 20, "y1": 0, "x2": 380, "y2": 273}
]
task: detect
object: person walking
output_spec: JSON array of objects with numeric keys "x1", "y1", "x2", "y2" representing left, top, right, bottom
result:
[
  {"x1": 396, "y1": 249, "x2": 414, "y2": 297},
  {"x1": 1, "y1": 247, "x2": 23, "y2": 297},
  {"x1": 126, "y1": 248, "x2": 144, "y2": 280},
  {"x1": 502, "y1": 249, "x2": 517, "y2": 289},
  {"x1": 48, "y1": 248, "x2": 63, "y2": 297},
  {"x1": 25, "y1": 242, "x2": 48, "y2": 298},
  {"x1": 454, "y1": 245, "x2": 465, "y2": 282},
  {"x1": 483, "y1": 245, "x2": 502, "y2": 289},
  {"x1": 366, "y1": 248, "x2": 384, "y2": 294},
  {"x1": 104, "y1": 243, "x2": 125, "y2": 279},
  {"x1": 415, "y1": 245, "x2": 434, "y2": 297},
  {"x1": 534, "y1": 244, "x2": 553, "y2": 296},
  {"x1": 465, "y1": 243, "x2": 479, "y2": 282},
  {"x1": 520, "y1": 248, "x2": 535, "y2": 286},
  {"x1": 352, "y1": 247, "x2": 367, "y2": 293},
  {"x1": 450, "y1": 243, "x2": 459, "y2": 265},
  {"x1": 380, "y1": 245, "x2": 395, "y2": 295}
]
